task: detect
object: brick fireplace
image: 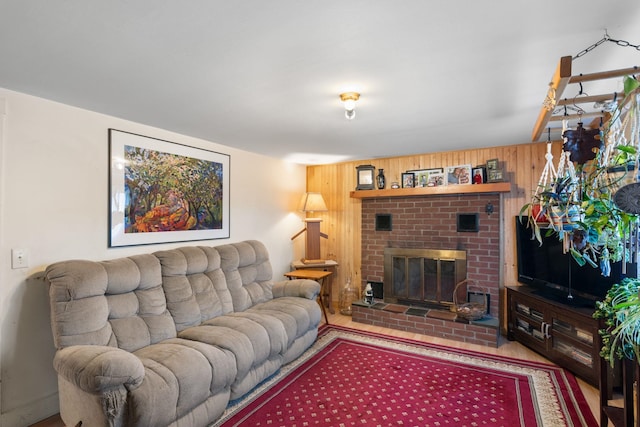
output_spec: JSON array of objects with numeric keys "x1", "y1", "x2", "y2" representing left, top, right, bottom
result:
[{"x1": 355, "y1": 192, "x2": 502, "y2": 345}]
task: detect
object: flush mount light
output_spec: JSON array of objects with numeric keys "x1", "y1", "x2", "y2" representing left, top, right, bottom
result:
[{"x1": 339, "y1": 92, "x2": 360, "y2": 120}]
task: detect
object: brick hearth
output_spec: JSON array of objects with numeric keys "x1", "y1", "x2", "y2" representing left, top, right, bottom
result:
[{"x1": 352, "y1": 301, "x2": 499, "y2": 347}]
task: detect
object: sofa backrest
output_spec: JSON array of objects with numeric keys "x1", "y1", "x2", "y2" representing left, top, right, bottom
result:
[
  {"x1": 46, "y1": 254, "x2": 177, "y2": 352},
  {"x1": 154, "y1": 246, "x2": 234, "y2": 332},
  {"x1": 216, "y1": 240, "x2": 274, "y2": 312},
  {"x1": 45, "y1": 240, "x2": 277, "y2": 351}
]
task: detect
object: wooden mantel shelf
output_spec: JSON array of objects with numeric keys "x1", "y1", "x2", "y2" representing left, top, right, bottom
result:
[{"x1": 350, "y1": 182, "x2": 512, "y2": 199}]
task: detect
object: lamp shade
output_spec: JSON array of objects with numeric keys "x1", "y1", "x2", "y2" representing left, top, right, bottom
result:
[{"x1": 298, "y1": 192, "x2": 328, "y2": 213}]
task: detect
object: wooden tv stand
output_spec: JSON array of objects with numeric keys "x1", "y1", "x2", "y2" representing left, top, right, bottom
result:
[{"x1": 506, "y1": 285, "x2": 601, "y2": 386}]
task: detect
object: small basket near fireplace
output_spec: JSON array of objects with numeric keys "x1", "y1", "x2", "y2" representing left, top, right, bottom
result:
[{"x1": 452, "y1": 279, "x2": 488, "y2": 321}]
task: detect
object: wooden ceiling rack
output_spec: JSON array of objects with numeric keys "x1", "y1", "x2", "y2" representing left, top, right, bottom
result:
[{"x1": 531, "y1": 55, "x2": 639, "y2": 142}]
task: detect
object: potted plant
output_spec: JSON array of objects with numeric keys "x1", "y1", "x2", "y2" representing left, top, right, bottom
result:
[
  {"x1": 519, "y1": 173, "x2": 580, "y2": 248},
  {"x1": 594, "y1": 277, "x2": 640, "y2": 365},
  {"x1": 571, "y1": 161, "x2": 637, "y2": 274}
]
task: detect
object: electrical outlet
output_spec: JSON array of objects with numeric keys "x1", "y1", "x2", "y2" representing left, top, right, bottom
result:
[{"x1": 11, "y1": 248, "x2": 29, "y2": 269}]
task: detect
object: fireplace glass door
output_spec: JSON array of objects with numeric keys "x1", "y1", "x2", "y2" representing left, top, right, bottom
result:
[{"x1": 385, "y1": 248, "x2": 466, "y2": 308}]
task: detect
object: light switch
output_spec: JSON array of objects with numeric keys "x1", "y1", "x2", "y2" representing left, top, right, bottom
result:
[{"x1": 11, "y1": 248, "x2": 29, "y2": 269}]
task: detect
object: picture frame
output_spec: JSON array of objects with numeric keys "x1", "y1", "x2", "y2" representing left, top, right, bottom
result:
[
  {"x1": 427, "y1": 172, "x2": 445, "y2": 187},
  {"x1": 109, "y1": 129, "x2": 230, "y2": 247},
  {"x1": 472, "y1": 167, "x2": 486, "y2": 184},
  {"x1": 487, "y1": 168, "x2": 504, "y2": 183},
  {"x1": 356, "y1": 165, "x2": 376, "y2": 190},
  {"x1": 486, "y1": 158, "x2": 499, "y2": 170},
  {"x1": 408, "y1": 168, "x2": 443, "y2": 187},
  {"x1": 445, "y1": 164, "x2": 472, "y2": 185},
  {"x1": 401, "y1": 172, "x2": 415, "y2": 188}
]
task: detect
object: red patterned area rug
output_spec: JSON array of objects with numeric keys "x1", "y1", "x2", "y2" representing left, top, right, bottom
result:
[{"x1": 213, "y1": 325, "x2": 597, "y2": 427}]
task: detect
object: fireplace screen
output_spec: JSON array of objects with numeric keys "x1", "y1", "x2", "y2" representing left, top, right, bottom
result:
[{"x1": 384, "y1": 248, "x2": 467, "y2": 307}]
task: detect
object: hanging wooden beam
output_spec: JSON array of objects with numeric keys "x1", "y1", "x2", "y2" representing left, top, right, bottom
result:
[
  {"x1": 568, "y1": 66, "x2": 639, "y2": 83},
  {"x1": 548, "y1": 111, "x2": 606, "y2": 122},
  {"x1": 532, "y1": 59, "x2": 639, "y2": 142},
  {"x1": 531, "y1": 56, "x2": 572, "y2": 142},
  {"x1": 556, "y1": 92, "x2": 624, "y2": 106}
]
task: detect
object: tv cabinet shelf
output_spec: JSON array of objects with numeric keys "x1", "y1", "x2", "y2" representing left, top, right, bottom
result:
[
  {"x1": 349, "y1": 182, "x2": 511, "y2": 199},
  {"x1": 506, "y1": 285, "x2": 601, "y2": 386}
]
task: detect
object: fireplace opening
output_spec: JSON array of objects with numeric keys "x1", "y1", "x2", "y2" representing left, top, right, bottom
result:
[{"x1": 383, "y1": 248, "x2": 467, "y2": 309}]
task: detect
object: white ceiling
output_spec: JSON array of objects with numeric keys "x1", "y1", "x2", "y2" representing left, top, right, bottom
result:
[{"x1": 1, "y1": 1, "x2": 640, "y2": 164}]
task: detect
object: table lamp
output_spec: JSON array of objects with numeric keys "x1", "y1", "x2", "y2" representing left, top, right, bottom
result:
[{"x1": 291, "y1": 192, "x2": 328, "y2": 263}]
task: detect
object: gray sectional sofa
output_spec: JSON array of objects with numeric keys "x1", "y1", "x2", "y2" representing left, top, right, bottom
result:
[{"x1": 45, "y1": 240, "x2": 321, "y2": 427}]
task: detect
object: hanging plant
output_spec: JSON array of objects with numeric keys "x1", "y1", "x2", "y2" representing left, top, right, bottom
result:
[{"x1": 521, "y1": 76, "x2": 640, "y2": 276}]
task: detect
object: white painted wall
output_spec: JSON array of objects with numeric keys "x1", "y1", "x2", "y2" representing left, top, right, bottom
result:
[{"x1": 0, "y1": 88, "x2": 307, "y2": 426}]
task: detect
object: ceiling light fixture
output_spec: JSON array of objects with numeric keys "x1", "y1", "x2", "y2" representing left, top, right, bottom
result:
[{"x1": 339, "y1": 92, "x2": 360, "y2": 120}]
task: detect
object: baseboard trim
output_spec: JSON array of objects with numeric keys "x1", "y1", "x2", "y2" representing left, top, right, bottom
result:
[{"x1": 3, "y1": 392, "x2": 59, "y2": 427}]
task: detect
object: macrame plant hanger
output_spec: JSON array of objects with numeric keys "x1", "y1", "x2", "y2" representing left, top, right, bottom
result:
[
  {"x1": 533, "y1": 128, "x2": 557, "y2": 212},
  {"x1": 555, "y1": 147, "x2": 578, "y2": 253},
  {"x1": 533, "y1": 128, "x2": 558, "y2": 227}
]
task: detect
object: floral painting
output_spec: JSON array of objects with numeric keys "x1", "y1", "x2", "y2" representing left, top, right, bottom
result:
[{"x1": 109, "y1": 129, "x2": 230, "y2": 246}]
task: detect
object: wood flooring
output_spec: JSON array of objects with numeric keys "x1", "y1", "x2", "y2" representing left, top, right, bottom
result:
[{"x1": 29, "y1": 312, "x2": 601, "y2": 426}]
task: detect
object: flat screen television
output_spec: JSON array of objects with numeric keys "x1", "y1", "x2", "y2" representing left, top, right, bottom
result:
[{"x1": 515, "y1": 216, "x2": 637, "y2": 307}]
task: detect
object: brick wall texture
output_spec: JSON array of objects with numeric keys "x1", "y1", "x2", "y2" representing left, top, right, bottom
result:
[{"x1": 361, "y1": 193, "x2": 501, "y2": 317}]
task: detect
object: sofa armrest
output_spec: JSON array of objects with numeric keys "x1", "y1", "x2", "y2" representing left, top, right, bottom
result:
[
  {"x1": 54, "y1": 345, "x2": 145, "y2": 394},
  {"x1": 272, "y1": 279, "x2": 320, "y2": 300}
]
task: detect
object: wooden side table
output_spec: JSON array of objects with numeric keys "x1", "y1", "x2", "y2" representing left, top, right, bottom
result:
[
  {"x1": 284, "y1": 269, "x2": 332, "y2": 325},
  {"x1": 291, "y1": 260, "x2": 338, "y2": 315}
]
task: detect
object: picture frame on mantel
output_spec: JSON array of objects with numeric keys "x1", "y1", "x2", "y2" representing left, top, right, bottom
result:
[
  {"x1": 445, "y1": 164, "x2": 472, "y2": 185},
  {"x1": 487, "y1": 168, "x2": 505, "y2": 183},
  {"x1": 401, "y1": 172, "x2": 415, "y2": 188},
  {"x1": 427, "y1": 172, "x2": 445, "y2": 187},
  {"x1": 408, "y1": 168, "x2": 442, "y2": 187},
  {"x1": 472, "y1": 166, "x2": 486, "y2": 184},
  {"x1": 109, "y1": 129, "x2": 230, "y2": 247}
]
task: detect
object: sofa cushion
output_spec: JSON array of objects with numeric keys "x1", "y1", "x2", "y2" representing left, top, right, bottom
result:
[
  {"x1": 46, "y1": 254, "x2": 176, "y2": 352},
  {"x1": 200, "y1": 316, "x2": 272, "y2": 364},
  {"x1": 217, "y1": 241, "x2": 275, "y2": 311},
  {"x1": 206, "y1": 312, "x2": 289, "y2": 357},
  {"x1": 129, "y1": 340, "x2": 235, "y2": 427},
  {"x1": 154, "y1": 246, "x2": 234, "y2": 332},
  {"x1": 177, "y1": 325, "x2": 256, "y2": 381},
  {"x1": 251, "y1": 296, "x2": 322, "y2": 337}
]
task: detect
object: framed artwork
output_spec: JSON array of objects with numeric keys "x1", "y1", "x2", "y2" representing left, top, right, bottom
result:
[
  {"x1": 486, "y1": 158, "x2": 499, "y2": 170},
  {"x1": 109, "y1": 129, "x2": 230, "y2": 247},
  {"x1": 356, "y1": 165, "x2": 375, "y2": 190},
  {"x1": 427, "y1": 172, "x2": 445, "y2": 187},
  {"x1": 445, "y1": 164, "x2": 472, "y2": 185},
  {"x1": 408, "y1": 168, "x2": 443, "y2": 187},
  {"x1": 472, "y1": 167, "x2": 486, "y2": 184},
  {"x1": 401, "y1": 172, "x2": 415, "y2": 188},
  {"x1": 488, "y1": 168, "x2": 505, "y2": 183}
]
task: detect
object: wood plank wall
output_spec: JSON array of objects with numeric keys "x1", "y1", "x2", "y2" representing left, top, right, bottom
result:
[{"x1": 306, "y1": 141, "x2": 565, "y2": 330}]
